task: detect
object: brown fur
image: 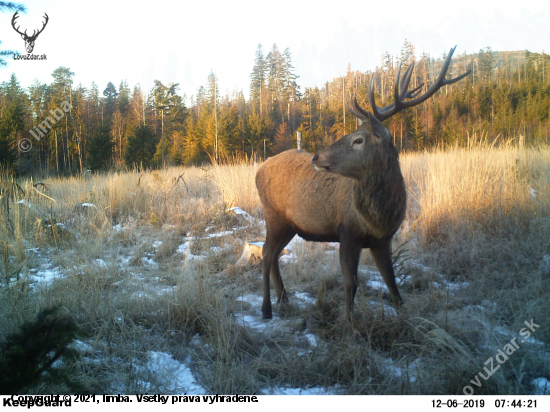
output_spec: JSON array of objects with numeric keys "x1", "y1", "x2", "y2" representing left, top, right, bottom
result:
[{"x1": 256, "y1": 114, "x2": 406, "y2": 319}]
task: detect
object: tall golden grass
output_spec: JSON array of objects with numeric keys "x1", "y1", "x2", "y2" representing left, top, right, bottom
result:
[{"x1": 401, "y1": 145, "x2": 550, "y2": 243}]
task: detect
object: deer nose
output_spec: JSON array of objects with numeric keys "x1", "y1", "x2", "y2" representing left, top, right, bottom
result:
[{"x1": 311, "y1": 154, "x2": 318, "y2": 164}]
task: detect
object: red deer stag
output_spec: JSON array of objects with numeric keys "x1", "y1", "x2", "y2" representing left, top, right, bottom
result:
[{"x1": 256, "y1": 46, "x2": 470, "y2": 319}]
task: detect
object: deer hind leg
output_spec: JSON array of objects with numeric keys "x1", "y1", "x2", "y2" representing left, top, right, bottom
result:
[
  {"x1": 339, "y1": 236, "x2": 362, "y2": 314},
  {"x1": 270, "y1": 227, "x2": 296, "y2": 304},
  {"x1": 262, "y1": 221, "x2": 293, "y2": 319},
  {"x1": 370, "y1": 245, "x2": 403, "y2": 308}
]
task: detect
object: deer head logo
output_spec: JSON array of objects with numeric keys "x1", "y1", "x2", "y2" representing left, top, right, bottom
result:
[{"x1": 11, "y1": 12, "x2": 49, "y2": 54}]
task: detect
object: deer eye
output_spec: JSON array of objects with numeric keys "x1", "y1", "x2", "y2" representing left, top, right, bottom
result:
[{"x1": 353, "y1": 138, "x2": 363, "y2": 145}]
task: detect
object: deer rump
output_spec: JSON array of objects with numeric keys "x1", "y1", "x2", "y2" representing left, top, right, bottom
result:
[{"x1": 255, "y1": 45, "x2": 470, "y2": 320}]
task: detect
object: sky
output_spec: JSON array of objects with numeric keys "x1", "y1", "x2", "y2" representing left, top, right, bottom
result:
[{"x1": 1, "y1": 0, "x2": 549, "y2": 101}]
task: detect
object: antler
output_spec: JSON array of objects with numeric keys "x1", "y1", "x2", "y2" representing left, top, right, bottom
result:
[
  {"x1": 11, "y1": 11, "x2": 26, "y2": 37},
  {"x1": 350, "y1": 46, "x2": 471, "y2": 122},
  {"x1": 11, "y1": 12, "x2": 49, "y2": 40},
  {"x1": 31, "y1": 13, "x2": 49, "y2": 39}
]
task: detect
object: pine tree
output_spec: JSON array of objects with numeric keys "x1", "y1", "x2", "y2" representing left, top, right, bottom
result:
[
  {"x1": 124, "y1": 124, "x2": 157, "y2": 168},
  {"x1": 153, "y1": 80, "x2": 180, "y2": 169},
  {"x1": 0, "y1": 306, "x2": 88, "y2": 393},
  {"x1": 103, "y1": 82, "x2": 118, "y2": 124},
  {"x1": 87, "y1": 125, "x2": 113, "y2": 170},
  {"x1": 250, "y1": 44, "x2": 268, "y2": 115},
  {"x1": 0, "y1": 74, "x2": 26, "y2": 170}
]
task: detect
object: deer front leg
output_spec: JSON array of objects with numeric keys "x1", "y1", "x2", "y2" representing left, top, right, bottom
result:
[
  {"x1": 370, "y1": 245, "x2": 403, "y2": 308},
  {"x1": 339, "y1": 236, "x2": 362, "y2": 314}
]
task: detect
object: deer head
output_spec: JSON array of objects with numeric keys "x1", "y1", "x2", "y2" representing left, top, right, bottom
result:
[
  {"x1": 12, "y1": 12, "x2": 49, "y2": 54},
  {"x1": 313, "y1": 46, "x2": 471, "y2": 177}
]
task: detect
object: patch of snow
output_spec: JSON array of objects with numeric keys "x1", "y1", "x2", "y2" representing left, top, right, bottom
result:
[
  {"x1": 294, "y1": 292, "x2": 316, "y2": 307},
  {"x1": 46, "y1": 222, "x2": 66, "y2": 229},
  {"x1": 278, "y1": 253, "x2": 298, "y2": 264},
  {"x1": 445, "y1": 281, "x2": 470, "y2": 291},
  {"x1": 304, "y1": 333, "x2": 317, "y2": 347},
  {"x1": 81, "y1": 203, "x2": 97, "y2": 208},
  {"x1": 266, "y1": 385, "x2": 344, "y2": 395},
  {"x1": 16, "y1": 199, "x2": 32, "y2": 207},
  {"x1": 176, "y1": 239, "x2": 206, "y2": 262},
  {"x1": 284, "y1": 234, "x2": 304, "y2": 252},
  {"x1": 369, "y1": 301, "x2": 398, "y2": 317},
  {"x1": 118, "y1": 255, "x2": 132, "y2": 265},
  {"x1": 236, "y1": 294, "x2": 263, "y2": 306},
  {"x1": 366, "y1": 279, "x2": 387, "y2": 291},
  {"x1": 520, "y1": 335, "x2": 545, "y2": 346},
  {"x1": 239, "y1": 315, "x2": 268, "y2": 331},
  {"x1": 186, "y1": 254, "x2": 205, "y2": 261},
  {"x1": 530, "y1": 187, "x2": 540, "y2": 198},
  {"x1": 229, "y1": 206, "x2": 257, "y2": 224},
  {"x1": 94, "y1": 259, "x2": 108, "y2": 268},
  {"x1": 141, "y1": 257, "x2": 158, "y2": 266},
  {"x1": 207, "y1": 230, "x2": 233, "y2": 238},
  {"x1": 29, "y1": 267, "x2": 63, "y2": 288},
  {"x1": 139, "y1": 351, "x2": 205, "y2": 394},
  {"x1": 176, "y1": 241, "x2": 191, "y2": 255},
  {"x1": 493, "y1": 326, "x2": 514, "y2": 338},
  {"x1": 540, "y1": 255, "x2": 550, "y2": 272},
  {"x1": 532, "y1": 377, "x2": 550, "y2": 394},
  {"x1": 72, "y1": 340, "x2": 94, "y2": 353},
  {"x1": 382, "y1": 358, "x2": 419, "y2": 383},
  {"x1": 152, "y1": 240, "x2": 163, "y2": 249}
]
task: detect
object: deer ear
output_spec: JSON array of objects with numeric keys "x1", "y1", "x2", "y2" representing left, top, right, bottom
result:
[{"x1": 367, "y1": 113, "x2": 391, "y2": 144}]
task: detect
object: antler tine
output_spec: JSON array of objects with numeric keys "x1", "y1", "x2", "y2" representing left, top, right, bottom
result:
[
  {"x1": 405, "y1": 83, "x2": 424, "y2": 99},
  {"x1": 34, "y1": 13, "x2": 49, "y2": 37},
  {"x1": 399, "y1": 62, "x2": 425, "y2": 99},
  {"x1": 351, "y1": 93, "x2": 371, "y2": 120},
  {"x1": 11, "y1": 11, "x2": 26, "y2": 36},
  {"x1": 368, "y1": 76, "x2": 382, "y2": 120},
  {"x1": 345, "y1": 94, "x2": 363, "y2": 120},
  {"x1": 399, "y1": 62, "x2": 414, "y2": 97}
]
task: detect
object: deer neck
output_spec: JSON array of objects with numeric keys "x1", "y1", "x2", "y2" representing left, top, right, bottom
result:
[{"x1": 351, "y1": 155, "x2": 406, "y2": 239}]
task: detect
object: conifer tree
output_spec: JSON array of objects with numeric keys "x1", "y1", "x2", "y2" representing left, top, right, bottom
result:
[{"x1": 87, "y1": 125, "x2": 113, "y2": 170}]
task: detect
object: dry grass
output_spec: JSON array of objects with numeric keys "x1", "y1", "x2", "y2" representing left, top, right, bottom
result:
[{"x1": 1, "y1": 144, "x2": 549, "y2": 394}]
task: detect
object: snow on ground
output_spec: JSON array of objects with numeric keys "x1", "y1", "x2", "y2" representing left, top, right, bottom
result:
[
  {"x1": 266, "y1": 385, "x2": 345, "y2": 395},
  {"x1": 532, "y1": 377, "x2": 550, "y2": 395},
  {"x1": 28, "y1": 266, "x2": 64, "y2": 289},
  {"x1": 17, "y1": 206, "x2": 523, "y2": 394},
  {"x1": 294, "y1": 292, "x2": 316, "y2": 307},
  {"x1": 369, "y1": 301, "x2": 398, "y2": 316},
  {"x1": 229, "y1": 206, "x2": 258, "y2": 225},
  {"x1": 135, "y1": 351, "x2": 205, "y2": 394}
]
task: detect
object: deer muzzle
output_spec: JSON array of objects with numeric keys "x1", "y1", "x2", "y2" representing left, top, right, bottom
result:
[{"x1": 311, "y1": 153, "x2": 331, "y2": 172}]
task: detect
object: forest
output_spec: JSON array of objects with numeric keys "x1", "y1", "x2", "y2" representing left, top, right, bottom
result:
[{"x1": 1, "y1": 40, "x2": 549, "y2": 175}]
